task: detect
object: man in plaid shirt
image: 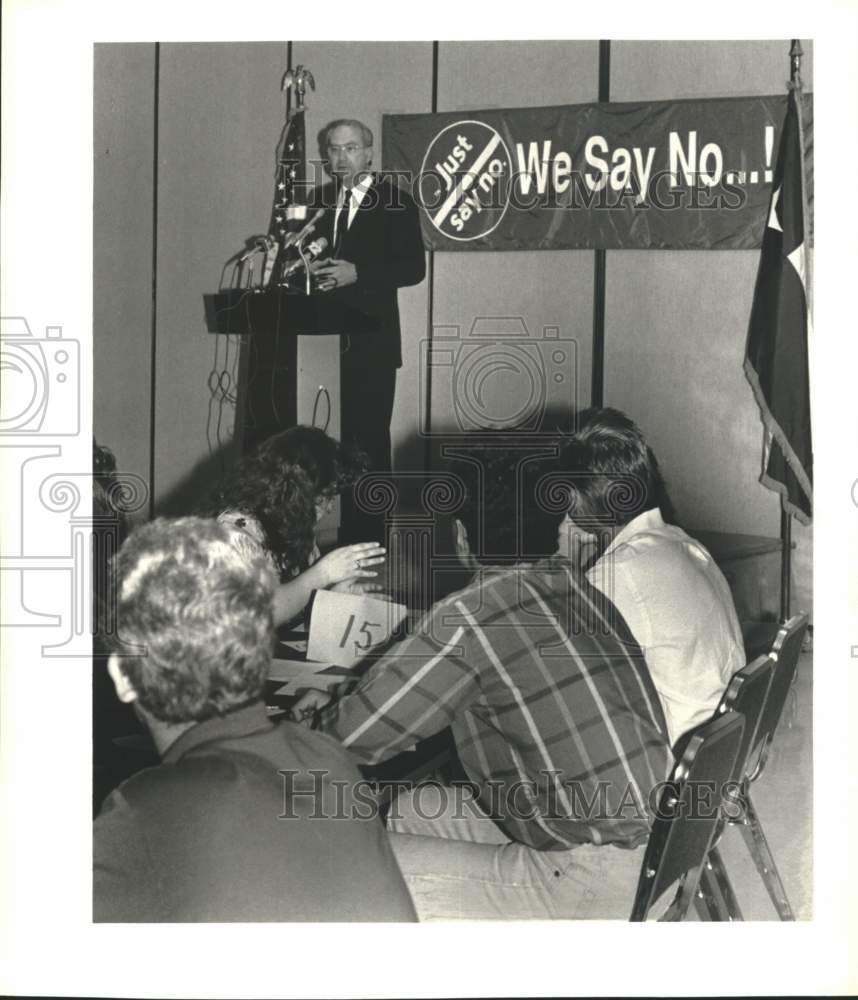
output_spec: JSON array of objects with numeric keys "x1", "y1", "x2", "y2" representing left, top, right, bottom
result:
[{"x1": 295, "y1": 436, "x2": 673, "y2": 919}]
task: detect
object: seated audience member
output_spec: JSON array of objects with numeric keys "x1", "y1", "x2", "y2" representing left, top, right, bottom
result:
[
  {"x1": 558, "y1": 407, "x2": 745, "y2": 746},
  {"x1": 202, "y1": 425, "x2": 386, "y2": 625},
  {"x1": 93, "y1": 516, "x2": 416, "y2": 922},
  {"x1": 257, "y1": 425, "x2": 363, "y2": 546},
  {"x1": 292, "y1": 434, "x2": 673, "y2": 920}
]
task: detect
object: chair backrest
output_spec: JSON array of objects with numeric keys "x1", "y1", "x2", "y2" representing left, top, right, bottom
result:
[
  {"x1": 631, "y1": 711, "x2": 745, "y2": 920},
  {"x1": 716, "y1": 654, "x2": 775, "y2": 785},
  {"x1": 748, "y1": 613, "x2": 809, "y2": 782}
]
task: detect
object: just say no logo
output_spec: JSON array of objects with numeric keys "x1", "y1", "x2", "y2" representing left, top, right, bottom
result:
[{"x1": 418, "y1": 120, "x2": 513, "y2": 242}]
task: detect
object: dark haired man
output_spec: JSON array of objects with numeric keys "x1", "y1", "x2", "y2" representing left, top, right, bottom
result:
[
  {"x1": 559, "y1": 407, "x2": 745, "y2": 747},
  {"x1": 292, "y1": 435, "x2": 673, "y2": 920},
  {"x1": 309, "y1": 118, "x2": 426, "y2": 540},
  {"x1": 93, "y1": 517, "x2": 415, "y2": 922}
]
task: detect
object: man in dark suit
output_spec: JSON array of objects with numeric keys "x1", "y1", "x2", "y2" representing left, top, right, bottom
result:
[{"x1": 310, "y1": 119, "x2": 426, "y2": 540}]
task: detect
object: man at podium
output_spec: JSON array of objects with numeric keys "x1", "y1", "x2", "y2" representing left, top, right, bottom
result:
[{"x1": 310, "y1": 118, "x2": 426, "y2": 540}]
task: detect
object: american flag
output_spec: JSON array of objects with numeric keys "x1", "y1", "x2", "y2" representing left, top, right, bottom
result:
[{"x1": 266, "y1": 108, "x2": 309, "y2": 283}]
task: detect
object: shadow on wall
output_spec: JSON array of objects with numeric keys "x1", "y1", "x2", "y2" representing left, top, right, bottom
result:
[{"x1": 155, "y1": 441, "x2": 240, "y2": 518}]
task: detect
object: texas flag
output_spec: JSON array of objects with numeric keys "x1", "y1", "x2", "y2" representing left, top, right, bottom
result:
[{"x1": 744, "y1": 87, "x2": 813, "y2": 524}]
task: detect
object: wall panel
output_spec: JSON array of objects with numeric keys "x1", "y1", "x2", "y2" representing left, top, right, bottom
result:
[
  {"x1": 604, "y1": 250, "x2": 774, "y2": 533},
  {"x1": 605, "y1": 39, "x2": 812, "y2": 612},
  {"x1": 93, "y1": 43, "x2": 156, "y2": 509},
  {"x1": 153, "y1": 42, "x2": 288, "y2": 512},
  {"x1": 436, "y1": 41, "x2": 599, "y2": 110},
  {"x1": 431, "y1": 41, "x2": 600, "y2": 440},
  {"x1": 611, "y1": 40, "x2": 813, "y2": 101},
  {"x1": 431, "y1": 251, "x2": 592, "y2": 431}
]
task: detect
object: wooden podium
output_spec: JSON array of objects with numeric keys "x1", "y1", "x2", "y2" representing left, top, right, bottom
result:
[{"x1": 204, "y1": 287, "x2": 378, "y2": 453}]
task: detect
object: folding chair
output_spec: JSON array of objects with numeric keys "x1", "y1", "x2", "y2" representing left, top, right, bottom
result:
[
  {"x1": 630, "y1": 711, "x2": 745, "y2": 921},
  {"x1": 695, "y1": 654, "x2": 776, "y2": 921},
  {"x1": 741, "y1": 620, "x2": 782, "y2": 662},
  {"x1": 724, "y1": 613, "x2": 809, "y2": 920},
  {"x1": 747, "y1": 613, "x2": 809, "y2": 782}
]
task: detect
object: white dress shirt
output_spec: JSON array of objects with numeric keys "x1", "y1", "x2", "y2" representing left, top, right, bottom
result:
[
  {"x1": 587, "y1": 508, "x2": 745, "y2": 747},
  {"x1": 333, "y1": 173, "x2": 374, "y2": 246}
]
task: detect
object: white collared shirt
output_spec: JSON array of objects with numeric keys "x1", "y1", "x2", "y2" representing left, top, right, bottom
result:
[
  {"x1": 333, "y1": 173, "x2": 374, "y2": 238},
  {"x1": 587, "y1": 508, "x2": 745, "y2": 747}
]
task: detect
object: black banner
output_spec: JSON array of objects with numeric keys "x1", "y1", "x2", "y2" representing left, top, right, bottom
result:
[{"x1": 382, "y1": 94, "x2": 813, "y2": 251}]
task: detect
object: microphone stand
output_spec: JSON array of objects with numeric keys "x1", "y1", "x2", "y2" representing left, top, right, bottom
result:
[{"x1": 297, "y1": 237, "x2": 312, "y2": 295}]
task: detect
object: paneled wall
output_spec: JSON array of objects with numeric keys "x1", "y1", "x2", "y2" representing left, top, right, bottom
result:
[
  {"x1": 606, "y1": 40, "x2": 812, "y2": 612},
  {"x1": 93, "y1": 44, "x2": 157, "y2": 509},
  {"x1": 430, "y1": 42, "x2": 599, "y2": 442},
  {"x1": 153, "y1": 43, "x2": 288, "y2": 513},
  {"x1": 95, "y1": 42, "x2": 288, "y2": 516},
  {"x1": 93, "y1": 38, "x2": 811, "y2": 610}
]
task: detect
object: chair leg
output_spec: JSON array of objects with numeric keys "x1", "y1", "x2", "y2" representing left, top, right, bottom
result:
[
  {"x1": 694, "y1": 857, "x2": 741, "y2": 921},
  {"x1": 694, "y1": 865, "x2": 724, "y2": 920},
  {"x1": 707, "y1": 847, "x2": 744, "y2": 921},
  {"x1": 659, "y1": 894, "x2": 681, "y2": 921},
  {"x1": 785, "y1": 684, "x2": 799, "y2": 730},
  {"x1": 738, "y1": 794, "x2": 795, "y2": 920},
  {"x1": 660, "y1": 864, "x2": 707, "y2": 922},
  {"x1": 660, "y1": 876, "x2": 692, "y2": 921}
]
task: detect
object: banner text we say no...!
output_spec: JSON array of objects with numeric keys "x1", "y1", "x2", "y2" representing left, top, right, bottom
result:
[{"x1": 383, "y1": 94, "x2": 813, "y2": 251}]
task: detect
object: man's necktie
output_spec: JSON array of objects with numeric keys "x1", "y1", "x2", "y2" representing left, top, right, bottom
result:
[{"x1": 333, "y1": 188, "x2": 352, "y2": 256}]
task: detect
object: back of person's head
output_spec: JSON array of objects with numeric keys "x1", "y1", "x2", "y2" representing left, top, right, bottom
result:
[
  {"x1": 109, "y1": 516, "x2": 276, "y2": 724},
  {"x1": 446, "y1": 429, "x2": 565, "y2": 566},
  {"x1": 560, "y1": 407, "x2": 675, "y2": 526},
  {"x1": 201, "y1": 450, "x2": 319, "y2": 578},
  {"x1": 256, "y1": 425, "x2": 367, "y2": 505}
]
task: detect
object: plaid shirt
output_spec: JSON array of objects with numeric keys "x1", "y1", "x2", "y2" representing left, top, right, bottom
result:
[{"x1": 318, "y1": 559, "x2": 672, "y2": 851}]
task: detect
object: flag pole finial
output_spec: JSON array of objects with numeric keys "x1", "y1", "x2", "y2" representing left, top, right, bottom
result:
[
  {"x1": 281, "y1": 65, "x2": 316, "y2": 113},
  {"x1": 790, "y1": 39, "x2": 803, "y2": 88}
]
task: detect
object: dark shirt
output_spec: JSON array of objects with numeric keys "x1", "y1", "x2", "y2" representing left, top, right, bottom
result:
[
  {"x1": 318, "y1": 559, "x2": 673, "y2": 851},
  {"x1": 93, "y1": 702, "x2": 416, "y2": 921}
]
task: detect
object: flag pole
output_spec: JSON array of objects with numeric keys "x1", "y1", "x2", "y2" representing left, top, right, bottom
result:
[{"x1": 779, "y1": 39, "x2": 803, "y2": 623}]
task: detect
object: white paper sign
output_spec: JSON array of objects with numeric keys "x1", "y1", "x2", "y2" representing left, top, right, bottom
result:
[{"x1": 306, "y1": 590, "x2": 407, "y2": 668}]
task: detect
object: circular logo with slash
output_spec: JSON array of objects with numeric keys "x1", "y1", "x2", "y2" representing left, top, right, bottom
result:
[{"x1": 418, "y1": 120, "x2": 512, "y2": 242}]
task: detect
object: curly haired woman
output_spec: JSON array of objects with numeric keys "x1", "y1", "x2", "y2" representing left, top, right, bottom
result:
[{"x1": 203, "y1": 426, "x2": 386, "y2": 625}]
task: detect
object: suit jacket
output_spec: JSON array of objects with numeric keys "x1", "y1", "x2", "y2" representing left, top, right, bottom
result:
[{"x1": 313, "y1": 175, "x2": 426, "y2": 368}]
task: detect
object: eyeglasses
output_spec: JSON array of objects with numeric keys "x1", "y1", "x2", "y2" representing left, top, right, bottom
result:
[{"x1": 326, "y1": 144, "x2": 366, "y2": 155}]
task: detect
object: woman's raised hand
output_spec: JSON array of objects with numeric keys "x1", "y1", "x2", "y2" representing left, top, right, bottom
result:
[{"x1": 313, "y1": 542, "x2": 386, "y2": 588}]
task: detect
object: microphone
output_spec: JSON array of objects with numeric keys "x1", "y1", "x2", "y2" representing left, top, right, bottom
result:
[
  {"x1": 282, "y1": 208, "x2": 325, "y2": 249},
  {"x1": 281, "y1": 237, "x2": 329, "y2": 278},
  {"x1": 260, "y1": 235, "x2": 281, "y2": 288},
  {"x1": 237, "y1": 235, "x2": 276, "y2": 263}
]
